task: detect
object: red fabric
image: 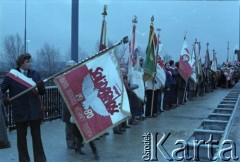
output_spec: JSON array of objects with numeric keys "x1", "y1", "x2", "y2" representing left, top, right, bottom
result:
[{"x1": 55, "y1": 65, "x2": 113, "y2": 142}]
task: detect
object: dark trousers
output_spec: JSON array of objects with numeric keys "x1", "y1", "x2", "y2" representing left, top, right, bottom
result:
[
  {"x1": 16, "y1": 120, "x2": 46, "y2": 162},
  {"x1": 0, "y1": 105, "x2": 10, "y2": 149},
  {"x1": 65, "y1": 122, "x2": 75, "y2": 147},
  {"x1": 145, "y1": 90, "x2": 158, "y2": 117},
  {"x1": 163, "y1": 89, "x2": 171, "y2": 109},
  {"x1": 170, "y1": 84, "x2": 178, "y2": 105},
  {"x1": 72, "y1": 125, "x2": 97, "y2": 153}
]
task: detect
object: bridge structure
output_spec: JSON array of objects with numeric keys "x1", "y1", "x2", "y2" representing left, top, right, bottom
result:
[{"x1": 1, "y1": 84, "x2": 240, "y2": 161}]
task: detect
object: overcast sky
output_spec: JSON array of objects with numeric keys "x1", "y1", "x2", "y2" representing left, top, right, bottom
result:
[{"x1": 0, "y1": 0, "x2": 239, "y2": 64}]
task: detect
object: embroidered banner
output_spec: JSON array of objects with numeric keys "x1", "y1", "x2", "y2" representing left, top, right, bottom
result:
[{"x1": 54, "y1": 53, "x2": 131, "y2": 142}]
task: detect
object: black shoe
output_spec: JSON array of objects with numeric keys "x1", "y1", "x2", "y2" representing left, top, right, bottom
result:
[
  {"x1": 129, "y1": 120, "x2": 139, "y2": 125},
  {"x1": 124, "y1": 125, "x2": 131, "y2": 128},
  {"x1": 113, "y1": 130, "x2": 122, "y2": 134},
  {"x1": 75, "y1": 148, "x2": 86, "y2": 155},
  {"x1": 0, "y1": 142, "x2": 11, "y2": 149},
  {"x1": 93, "y1": 151, "x2": 100, "y2": 160},
  {"x1": 67, "y1": 143, "x2": 76, "y2": 149},
  {"x1": 119, "y1": 127, "x2": 126, "y2": 132}
]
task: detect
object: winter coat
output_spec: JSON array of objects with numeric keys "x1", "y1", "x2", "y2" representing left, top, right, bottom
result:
[{"x1": 1, "y1": 68, "x2": 44, "y2": 122}]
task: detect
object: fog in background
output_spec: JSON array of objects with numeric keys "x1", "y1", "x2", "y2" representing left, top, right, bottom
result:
[{"x1": 0, "y1": 0, "x2": 239, "y2": 64}]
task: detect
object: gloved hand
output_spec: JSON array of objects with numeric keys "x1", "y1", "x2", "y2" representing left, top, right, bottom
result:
[
  {"x1": 36, "y1": 80, "x2": 46, "y2": 95},
  {"x1": 3, "y1": 98, "x2": 11, "y2": 107},
  {"x1": 129, "y1": 84, "x2": 139, "y2": 90}
]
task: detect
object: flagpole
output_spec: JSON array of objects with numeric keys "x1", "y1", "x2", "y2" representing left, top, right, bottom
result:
[
  {"x1": 9, "y1": 36, "x2": 129, "y2": 102},
  {"x1": 182, "y1": 34, "x2": 188, "y2": 103},
  {"x1": 156, "y1": 28, "x2": 164, "y2": 112},
  {"x1": 192, "y1": 43, "x2": 196, "y2": 98},
  {"x1": 24, "y1": 0, "x2": 27, "y2": 53},
  {"x1": 150, "y1": 16, "x2": 156, "y2": 117},
  {"x1": 227, "y1": 41, "x2": 229, "y2": 63},
  {"x1": 183, "y1": 80, "x2": 188, "y2": 104},
  {"x1": 99, "y1": 5, "x2": 107, "y2": 51},
  {"x1": 128, "y1": 16, "x2": 137, "y2": 84}
]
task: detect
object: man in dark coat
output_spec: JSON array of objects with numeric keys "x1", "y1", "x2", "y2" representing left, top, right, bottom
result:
[
  {"x1": 0, "y1": 90, "x2": 11, "y2": 149},
  {"x1": 1, "y1": 53, "x2": 46, "y2": 162}
]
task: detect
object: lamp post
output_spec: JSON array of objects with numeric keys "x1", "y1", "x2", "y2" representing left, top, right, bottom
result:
[
  {"x1": 24, "y1": 0, "x2": 27, "y2": 53},
  {"x1": 26, "y1": 40, "x2": 30, "y2": 52}
]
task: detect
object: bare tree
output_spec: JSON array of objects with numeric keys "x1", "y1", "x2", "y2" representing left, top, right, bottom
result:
[
  {"x1": 2, "y1": 33, "x2": 24, "y2": 69},
  {"x1": 78, "y1": 47, "x2": 88, "y2": 61},
  {"x1": 36, "y1": 43, "x2": 61, "y2": 77},
  {"x1": 95, "y1": 40, "x2": 100, "y2": 53},
  {"x1": 65, "y1": 46, "x2": 88, "y2": 62}
]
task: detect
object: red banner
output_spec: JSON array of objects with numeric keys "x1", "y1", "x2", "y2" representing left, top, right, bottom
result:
[
  {"x1": 179, "y1": 39, "x2": 193, "y2": 82},
  {"x1": 54, "y1": 54, "x2": 131, "y2": 142}
]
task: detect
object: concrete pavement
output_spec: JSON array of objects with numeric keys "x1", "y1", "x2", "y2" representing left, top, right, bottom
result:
[{"x1": 0, "y1": 87, "x2": 239, "y2": 162}]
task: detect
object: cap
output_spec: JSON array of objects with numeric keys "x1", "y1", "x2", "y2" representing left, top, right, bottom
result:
[
  {"x1": 66, "y1": 60, "x2": 76, "y2": 67},
  {"x1": 120, "y1": 68, "x2": 127, "y2": 74}
]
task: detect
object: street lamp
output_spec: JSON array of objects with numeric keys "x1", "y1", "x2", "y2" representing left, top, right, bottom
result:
[
  {"x1": 24, "y1": 0, "x2": 27, "y2": 53},
  {"x1": 26, "y1": 40, "x2": 30, "y2": 52}
]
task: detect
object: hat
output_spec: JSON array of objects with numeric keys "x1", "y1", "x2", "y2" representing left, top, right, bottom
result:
[
  {"x1": 66, "y1": 60, "x2": 76, "y2": 67},
  {"x1": 120, "y1": 68, "x2": 127, "y2": 74}
]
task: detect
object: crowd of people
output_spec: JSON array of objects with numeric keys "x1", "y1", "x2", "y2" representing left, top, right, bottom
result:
[
  {"x1": 0, "y1": 52, "x2": 240, "y2": 162},
  {"x1": 109, "y1": 57, "x2": 240, "y2": 141}
]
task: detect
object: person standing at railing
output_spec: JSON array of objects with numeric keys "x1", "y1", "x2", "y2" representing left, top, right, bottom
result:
[
  {"x1": 0, "y1": 90, "x2": 11, "y2": 149},
  {"x1": 1, "y1": 53, "x2": 46, "y2": 162},
  {"x1": 62, "y1": 60, "x2": 77, "y2": 149}
]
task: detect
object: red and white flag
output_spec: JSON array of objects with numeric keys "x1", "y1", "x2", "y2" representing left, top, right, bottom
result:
[
  {"x1": 127, "y1": 20, "x2": 145, "y2": 101},
  {"x1": 54, "y1": 53, "x2": 131, "y2": 142},
  {"x1": 7, "y1": 69, "x2": 36, "y2": 88},
  {"x1": 179, "y1": 38, "x2": 193, "y2": 82},
  {"x1": 211, "y1": 50, "x2": 217, "y2": 72},
  {"x1": 156, "y1": 55, "x2": 166, "y2": 87}
]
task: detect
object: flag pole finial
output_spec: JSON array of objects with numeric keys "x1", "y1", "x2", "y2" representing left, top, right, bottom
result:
[
  {"x1": 213, "y1": 49, "x2": 216, "y2": 56},
  {"x1": 184, "y1": 31, "x2": 187, "y2": 40},
  {"x1": 195, "y1": 38, "x2": 198, "y2": 43},
  {"x1": 151, "y1": 15, "x2": 154, "y2": 24},
  {"x1": 132, "y1": 15, "x2": 138, "y2": 24},
  {"x1": 102, "y1": 5, "x2": 107, "y2": 16}
]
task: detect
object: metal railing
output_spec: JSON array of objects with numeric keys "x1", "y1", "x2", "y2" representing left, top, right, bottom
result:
[{"x1": 6, "y1": 86, "x2": 63, "y2": 131}]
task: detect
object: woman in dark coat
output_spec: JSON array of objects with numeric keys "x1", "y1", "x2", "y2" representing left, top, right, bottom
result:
[{"x1": 0, "y1": 90, "x2": 11, "y2": 149}]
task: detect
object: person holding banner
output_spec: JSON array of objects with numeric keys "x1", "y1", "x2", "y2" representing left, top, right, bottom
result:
[
  {"x1": 70, "y1": 116, "x2": 100, "y2": 160},
  {"x1": 62, "y1": 60, "x2": 77, "y2": 149},
  {"x1": 1, "y1": 53, "x2": 46, "y2": 162},
  {"x1": 0, "y1": 90, "x2": 11, "y2": 149}
]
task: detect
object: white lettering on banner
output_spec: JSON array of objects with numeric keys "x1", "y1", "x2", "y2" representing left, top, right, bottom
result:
[
  {"x1": 59, "y1": 76, "x2": 69, "y2": 89},
  {"x1": 66, "y1": 89, "x2": 78, "y2": 106},
  {"x1": 89, "y1": 67, "x2": 121, "y2": 115},
  {"x1": 83, "y1": 122, "x2": 93, "y2": 138},
  {"x1": 76, "y1": 93, "x2": 84, "y2": 101},
  {"x1": 75, "y1": 106, "x2": 86, "y2": 121},
  {"x1": 84, "y1": 108, "x2": 94, "y2": 119}
]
